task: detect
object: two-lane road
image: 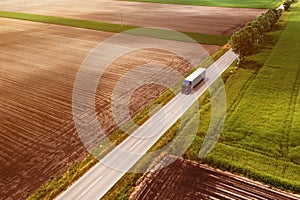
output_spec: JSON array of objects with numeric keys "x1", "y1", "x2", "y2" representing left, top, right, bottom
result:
[{"x1": 56, "y1": 49, "x2": 238, "y2": 200}]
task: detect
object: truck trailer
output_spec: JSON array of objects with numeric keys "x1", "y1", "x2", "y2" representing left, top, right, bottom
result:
[{"x1": 181, "y1": 68, "x2": 206, "y2": 94}]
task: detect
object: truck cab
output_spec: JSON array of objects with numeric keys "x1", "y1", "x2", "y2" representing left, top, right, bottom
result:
[{"x1": 181, "y1": 80, "x2": 192, "y2": 94}]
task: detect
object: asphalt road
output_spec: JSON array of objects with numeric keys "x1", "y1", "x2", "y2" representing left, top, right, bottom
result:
[{"x1": 56, "y1": 49, "x2": 238, "y2": 200}]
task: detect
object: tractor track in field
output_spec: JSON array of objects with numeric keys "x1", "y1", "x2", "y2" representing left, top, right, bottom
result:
[{"x1": 131, "y1": 156, "x2": 299, "y2": 200}]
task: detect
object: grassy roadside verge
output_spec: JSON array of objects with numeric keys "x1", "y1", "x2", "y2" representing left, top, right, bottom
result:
[
  {"x1": 27, "y1": 46, "x2": 229, "y2": 200},
  {"x1": 0, "y1": 11, "x2": 229, "y2": 46},
  {"x1": 120, "y1": 0, "x2": 278, "y2": 9}
]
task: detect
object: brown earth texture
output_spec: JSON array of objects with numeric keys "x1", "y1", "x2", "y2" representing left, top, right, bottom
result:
[
  {"x1": 0, "y1": 0, "x2": 266, "y2": 34},
  {"x1": 131, "y1": 155, "x2": 300, "y2": 200},
  {"x1": 0, "y1": 17, "x2": 219, "y2": 199}
]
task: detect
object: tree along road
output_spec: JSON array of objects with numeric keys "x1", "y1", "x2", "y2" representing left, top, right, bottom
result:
[{"x1": 56, "y1": 49, "x2": 238, "y2": 200}]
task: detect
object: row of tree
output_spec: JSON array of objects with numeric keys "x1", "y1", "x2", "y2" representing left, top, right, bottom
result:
[
  {"x1": 283, "y1": 0, "x2": 296, "y2": 11},
  {"x1": 230, "y1": 8, "x2": 282, "y2": 58}
]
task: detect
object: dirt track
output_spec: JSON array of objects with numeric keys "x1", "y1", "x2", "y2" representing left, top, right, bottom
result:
[
  {"x1": 0, "y1": 0, "x2": 266, "y2": 34},
  {"x1": 131, "y1": 156, "x2": 299, "y2": 200},
  {"x1": 0, "y1": 17, "x2": 220, "y2": 199}
]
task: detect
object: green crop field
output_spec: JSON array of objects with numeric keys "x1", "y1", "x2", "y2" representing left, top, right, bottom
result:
[
  {"x1": 121, "y1": 0, "x2": 279, "y2": 9},
  {"x1": 185, "y1": 2, "x2": 300, "y2": 193}
]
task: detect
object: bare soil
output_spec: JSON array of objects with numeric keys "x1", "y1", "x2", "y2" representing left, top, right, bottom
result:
[
  {"x1": 0, "y1": 0, "x2": 266, "y2": 35},
  {"x1": 0, "y1": 18, "x2": 219, "y2": 199},
  {"x1": 131, "y1": 155, "x2": 300, "y2": 200}
]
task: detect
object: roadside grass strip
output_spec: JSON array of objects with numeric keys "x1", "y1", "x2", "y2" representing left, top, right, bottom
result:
[{"x1": 0, "y1": 11, "x2": 229, "y2": 46}]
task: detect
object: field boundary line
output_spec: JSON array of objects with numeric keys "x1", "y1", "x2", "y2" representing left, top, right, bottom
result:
[{"x1": 0, "y1": 10, "x2": 229, "y2": 46}]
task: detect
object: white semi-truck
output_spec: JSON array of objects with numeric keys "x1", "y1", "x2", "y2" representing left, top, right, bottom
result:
[{"x1": 181, "y1": 67, "x2": 206, "y2": 94}]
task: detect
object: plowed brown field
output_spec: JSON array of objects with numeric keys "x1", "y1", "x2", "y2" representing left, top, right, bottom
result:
[
  {"x1": 131, "y1": 156, "x2": 299, "y2": 200},
  {"x1": 0, "y1": 18, "x2": 220, "y2": 199},
  {"x1": 0, "y1": 0, "x2": 266, "y2": 34}
]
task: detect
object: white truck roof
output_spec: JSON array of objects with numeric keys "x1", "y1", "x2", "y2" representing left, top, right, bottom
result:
[
  {"x1": 277, "y1": 4, "x2": 285, "y2": 10},
  {"x1": 185, "y1": 67, "x2": 206, "y2": 82}
]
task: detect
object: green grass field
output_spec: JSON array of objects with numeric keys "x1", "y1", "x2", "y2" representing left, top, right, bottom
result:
[
  {"x1": 121, "y1": 0, "x2": 279, "y2": 9},
  {"x1": 0, "y1": 11, "x2": 229, "y2": 46},
  {"x1": 186, "y1": 1, "x2": 300, "y2": 193}
]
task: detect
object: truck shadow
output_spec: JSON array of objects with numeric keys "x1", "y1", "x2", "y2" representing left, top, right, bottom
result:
[{"x1": 189, "y1": 78, "x2": 208, "y2": 95}]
